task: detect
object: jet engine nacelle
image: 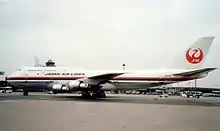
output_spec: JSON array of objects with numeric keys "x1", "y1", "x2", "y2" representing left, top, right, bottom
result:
[
  {"x1": 99, "y1": 83, "x2": 116, "y2": 91},
  {"x1": 68, "y1": 80, "x2": 89, "y2": 88},
  {"x1": 52, "y1": 84, "x2": 69, "y2": 91}
]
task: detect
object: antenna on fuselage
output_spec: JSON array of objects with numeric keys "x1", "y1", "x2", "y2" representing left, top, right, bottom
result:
[{"x1": 122, "y1": 64, "x2": 126, "y2": 71}]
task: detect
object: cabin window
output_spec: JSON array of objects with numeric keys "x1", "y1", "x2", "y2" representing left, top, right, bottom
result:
[
  {"x1": 45, "y1": 70, "x2": 56, "y2": 71},
  {"x1": 27, "y1": 70, "x2": 41, "y2": 71},
  {"x1": 17, "y1": 69, "x2": 22, "y2": 71}
]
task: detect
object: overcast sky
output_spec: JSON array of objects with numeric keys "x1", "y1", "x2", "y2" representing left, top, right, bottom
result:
[{"x1": 0, "y1": 0, "x2": 220, "y2": 86}]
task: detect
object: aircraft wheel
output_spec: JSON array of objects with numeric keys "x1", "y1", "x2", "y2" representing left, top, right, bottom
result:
[
  {"x1": 81, "y1": 91, "x2": 91, "y2": 98},
  {"x1": 97, "y1": 91, "x2": 106, "y2": 98},
  {"x1": 92, "y1": 91, "x2": 106, "y2": 98},
  {"x1": 23, "y1": 91, "x2": 28, "y2": 96},
  {"x1": 101, "y1": 91, "x2": 106, "y2": 97},
  {"x1": 12, "y1": 88, "x2": 17, "y2": 92}
]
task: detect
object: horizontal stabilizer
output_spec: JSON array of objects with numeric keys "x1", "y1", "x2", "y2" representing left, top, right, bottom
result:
[{"x1": 173, "y1": 68, "x2": 217, "y2": 76}]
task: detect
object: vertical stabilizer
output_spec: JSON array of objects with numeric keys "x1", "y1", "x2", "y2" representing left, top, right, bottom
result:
[
  {"x1": 173, "y1": 36, "x2": 215, "y2": 69},
  {"x1": 34, "y1": 56, "x2": 39, "y2": 67}
]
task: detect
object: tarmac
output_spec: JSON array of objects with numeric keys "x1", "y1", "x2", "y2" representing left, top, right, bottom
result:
[{"x1": 0, "y1": 92, "x2": 220, "y2": 131}]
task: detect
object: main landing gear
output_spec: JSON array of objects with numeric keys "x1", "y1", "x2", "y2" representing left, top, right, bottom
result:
[
  {"x1": 92, "y1": 91, "x2": 106, "y2": 98},
  {"x1": 23, "y1": 90, "x2": 29, "y2": 96},
  {"x1": 81, "y1": 91, "x2": 92, "y2": 98},
  {"x1": 81, "y1": 91, "x2": 106, "y2": 98}
]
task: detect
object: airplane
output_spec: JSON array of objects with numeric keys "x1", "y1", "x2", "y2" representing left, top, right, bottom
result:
[{"x1": 5, "y1": 36, "x2": 217, "y2": 98}]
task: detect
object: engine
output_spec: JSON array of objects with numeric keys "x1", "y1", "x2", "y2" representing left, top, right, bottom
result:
[
  {"x1": 49, "y1": 80, "x2": 114, "y2": 94},
  {"x1": 68, "y1": 80, "x2": 90, "y2": 88},
  {"x1": 52, "y1": 84, "x2": 69, "y2": 91},
  {"x1": 99, "y1": 83, "x2": 116, "y2": 91},
  {"x1": 47, "y1": 84, "x2": 72, "y2": 94}
]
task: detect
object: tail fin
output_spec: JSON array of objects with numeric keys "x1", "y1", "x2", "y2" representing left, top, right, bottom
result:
[{"x1": 173, "y1": 36, "x2": 215, "y2": 69}]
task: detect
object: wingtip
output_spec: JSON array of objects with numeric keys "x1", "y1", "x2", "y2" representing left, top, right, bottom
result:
[
  {"x1": 201, "y1": 36, "x2": 215, "y2": 40},
  {"x1": 207, "y1": 67, "x2": 218, "y2": 71}
]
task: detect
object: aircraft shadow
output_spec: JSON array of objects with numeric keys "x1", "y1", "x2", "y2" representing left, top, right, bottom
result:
[
  {"x1": 53, "y1": 95, "x2": 220, "y2": 107},
  {"x1": 0, "y1": 94, "x2": 219, "y2": 107}
]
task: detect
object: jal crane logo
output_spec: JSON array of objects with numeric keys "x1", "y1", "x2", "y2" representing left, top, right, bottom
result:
[{"x1": 186, "y1": 48, "x2": 204, "y2": 64}]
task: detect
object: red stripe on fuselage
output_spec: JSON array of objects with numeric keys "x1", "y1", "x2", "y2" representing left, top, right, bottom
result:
[{"x1": 6, "y1": 76, "x2": 200, "y2": 81}]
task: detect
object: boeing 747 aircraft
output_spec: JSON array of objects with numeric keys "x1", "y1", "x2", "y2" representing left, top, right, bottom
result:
[{"x1": 6, "y1": 37, "x2": 217, "y2": 98}]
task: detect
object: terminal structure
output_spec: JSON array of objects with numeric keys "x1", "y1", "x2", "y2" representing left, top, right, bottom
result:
[
  {"x1": 0, "y1": 71, "x2": 6, "y2": 87},
  {"x1": 45, "y1": 59, "x2": 56, "y2": 67}
]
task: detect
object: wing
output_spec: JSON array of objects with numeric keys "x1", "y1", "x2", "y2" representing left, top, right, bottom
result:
[
  {"x1": 77, "y1": 72, "x2": 124, "y2": 85},
  {"x1": 89, "y1": 72, "x2": 124, "y2": 80}
]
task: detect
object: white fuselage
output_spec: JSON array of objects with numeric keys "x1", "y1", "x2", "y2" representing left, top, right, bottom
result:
[
  {"x1": 6, "y1": 66, "x2": 203, "y2": 91},
  {"x1": 5, "y1": 37, "x2": 216, "y2": 92}
]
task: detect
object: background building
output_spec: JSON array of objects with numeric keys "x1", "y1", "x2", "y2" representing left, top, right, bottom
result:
[{"x1": 0, "y1": 71, "x2": 6, "y2": 87}]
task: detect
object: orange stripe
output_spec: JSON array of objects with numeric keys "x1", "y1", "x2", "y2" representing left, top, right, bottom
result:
[{"x1": 6, "y1": 76, "x2": 200, "y2": 81}]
